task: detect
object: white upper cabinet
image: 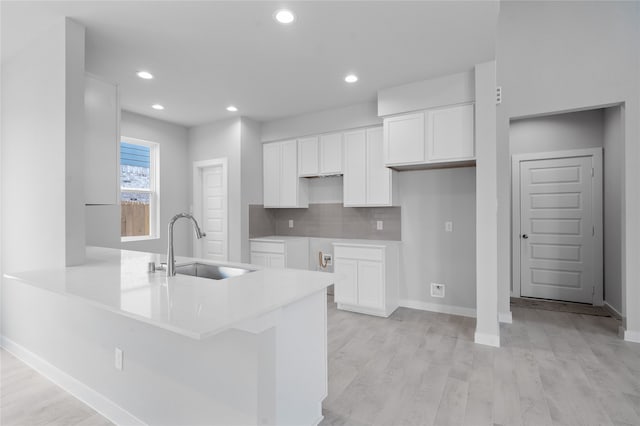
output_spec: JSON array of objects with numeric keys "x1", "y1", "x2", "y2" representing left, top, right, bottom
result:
[
  {"x1": 297, "y1": 137, "x2": 319, "y2": 177},
  {"x1": 343, "y1": 130, "x2": 367, "y2": 206},
  {"x1": 383, "y1": 103, "x2": 475, "y2": 168},
  {"x1": 383, "y1": 112, "x2": 425, "y2": 166},
  {"x1": 263, "y1": 140, "x2": 308, "y2": 208},
  {"x1": 84, "y1": 74, "x2": 119, "y2": 205},
  {"x1": 263, "y1": 142, "x2": 281, "y2": 207},
  {"x1": 297, "y1": 133, "x2": 342, "y2": 177},
  {"x1": 318, "y1": 133, "x2": 342, "y2": 175},
  {"x1": 343, "y1": 127, "x2": 396, "y2": 207},
  {"x1": 427, "y1": 104, "x2": 474, "y2": 161},
  {"x1": 366, "y1": 127, "x2": 392, "y2": 206}
]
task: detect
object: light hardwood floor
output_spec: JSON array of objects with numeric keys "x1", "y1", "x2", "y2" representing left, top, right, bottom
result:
[
  {"x1": 0, "y1": 349, "x2": 112, "y2": 426},
  {"x1": 2, "y1": 300, "x2": 639, "y2": 426}
]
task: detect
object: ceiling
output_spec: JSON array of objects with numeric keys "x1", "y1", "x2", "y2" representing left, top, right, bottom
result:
[{"x1": 1, "y1": 1, "x2": 499, "y2": 127}]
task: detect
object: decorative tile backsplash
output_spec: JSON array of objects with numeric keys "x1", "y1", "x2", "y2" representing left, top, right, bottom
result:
[{"x1": 249, "y1": 203, "x2": 401, "y2": 241}]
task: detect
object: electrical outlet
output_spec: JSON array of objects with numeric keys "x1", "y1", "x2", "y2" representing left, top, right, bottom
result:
[
  {"x1": 376, "y1": 220, "x2": 383, "y2": 230},
  {"x1": 322, "y1": 253, "x2": 333, "y2": 266},
  {"x1": 115, "y1": 347, "x2": 123, "y2": 371},
  {"x1": 288, "y1": 219, "x2": 294, "y2": 228},
  {"x1": 445, "y1": 221, "x2": 453, "y2": 232},
  {"x1": 431, "y1": 283, "x2": 445, "y2": 298}
]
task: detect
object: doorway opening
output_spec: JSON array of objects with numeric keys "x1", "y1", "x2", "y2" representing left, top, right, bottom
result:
[
  {"x1": 510, "y1": 106, "x2": 623, "y2": 312},
  {"x1": 193, "y1": 158, "x2": 228, "y2": 261},
  {"x1": 512, "y1": 148, "x2": 602, "y2": 304}
]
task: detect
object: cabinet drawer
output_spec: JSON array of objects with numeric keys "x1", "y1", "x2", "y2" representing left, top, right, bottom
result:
[
  {"x1": 250, "y1": 241, "x2": 285, "y2": 254},
  {"x1": 334, "y1": 245, "x2": 384, "y2": 262}
]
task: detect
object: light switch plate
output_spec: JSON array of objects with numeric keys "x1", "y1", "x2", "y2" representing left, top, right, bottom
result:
[
  {"x1": 115, "y1": 347, "x2": 123, "y2": 371},
  {"x1": 445, "y1": 221, "x2": 453, "y2": 232},
  {"x1": 376, "y1": 220, "x2": 383, "y2": 230},
  {"x1": 288, "y1": 219, "x2": 294, "y2": 228}
]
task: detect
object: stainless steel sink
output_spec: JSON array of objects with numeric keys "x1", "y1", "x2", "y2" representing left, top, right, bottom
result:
[{"x1": 175, "y1": 262, "x2": 255, "y2": 280}]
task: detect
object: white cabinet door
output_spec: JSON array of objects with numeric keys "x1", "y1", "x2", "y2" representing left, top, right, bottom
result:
[
  {"x1": 85, "y1": 75, "x2": 119, "y2": 205},
  {"x1": 279, "y1": 140, "x2": 299, "y2": 207},
  {"x1": 343, "y1": 130, "x2": 367, "y2": 206},
  {"x1": 334, "y1": 259, "x2": 358, "y2": 305},
  {"x1": 263, "y1": 143, "x2": 280, "y2": 207},
  {"x1": 251, "y1": 252, "x2": 270, "y2": 267},
  {"x1": 269, "y1": 254, "x2": 286, "y2": 269},
  {"x1": 357, "y1": 261, "x2": 384, "y2": 309},
  {"x1": 427, "y1": 104, "x2": 474, "y2": 161},
  {"x1": 383, "y1": 112, "x2": 425, "y2": 166},
  {"x1": 365, "y1": 127, "x2": 391, "y2": 206},
  {"x1": 298, "y1": 137, "x2": 318, "y2": 177},
  {"x1": 319, "y1": 133, "x2": 342, "y2": 175}
]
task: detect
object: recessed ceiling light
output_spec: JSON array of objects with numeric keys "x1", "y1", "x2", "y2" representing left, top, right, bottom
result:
[
  {"x1": 274, "y1": 9, "x2": 295, "y2": 24},
  {"x1": 345, "y1": 74, "x2": 358, "y2": 83},
  {"x1": 226, "y1": 105, "x2": 238, "y2": 112},
  {"x1": 151, "y1": 104, "x2": 164, "y2": 110},
  {"x1": 137, "y1": 71, "x2": 154, "y2": 79}
]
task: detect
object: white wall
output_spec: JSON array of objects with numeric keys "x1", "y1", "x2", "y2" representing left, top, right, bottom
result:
[
  {"x1": 377, "y1": 70, "x2": 475, "y2": 116},
  {"x1": 398, "y1": 168, "x2": 477, "y2": 312},
  {"x1": 495, "y1": 0, "x2": 640, "y2": 337},
  {"x1": 308, "y1": 177, "x2": 343, "y2": 204},
  {"x1": 188, "y1": 118, "x2": 242, "y2": 262},
  {"x1": 1, "y1": 17, "x2": 85, "y2": 273},
  {"x1": 603, "y1": 106, "x2": 624, "y2": 314},
  {"x1": 240, "y1": 118, "x2": 263, "y2": 262},
  {"x1": 260, "y1": 101, "x2": 381, "y2": 143},
  {"x1": 474, "y1": 60, "x2": 499, "y2": 345},
  {"x1": 85, "y1": 111, "x2": 191, "y2": 256},
  {"x1": 510, "y1": 109, "x2": 604, "y2": 155}
]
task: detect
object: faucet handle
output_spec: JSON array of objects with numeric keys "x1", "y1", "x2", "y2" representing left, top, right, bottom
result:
[{"x1": 148, "y1": 262, "x2": 167, "y2": 273}]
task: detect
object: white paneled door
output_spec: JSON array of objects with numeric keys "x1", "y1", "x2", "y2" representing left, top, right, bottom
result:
[
  {"x1": 519, "y1": 155, "x2": 600, "y2": 304},
  {"x1": 194, "y1": 159, "x2": 227, "y2": 261}
]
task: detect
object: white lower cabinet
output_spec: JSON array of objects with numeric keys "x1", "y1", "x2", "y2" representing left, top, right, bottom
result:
[
  {"x1": 250, "y1": 237, "x2": 309, "y2": 270},
  {"x1": 332, "y1": 242, "x2": 399, "y2": 317}
]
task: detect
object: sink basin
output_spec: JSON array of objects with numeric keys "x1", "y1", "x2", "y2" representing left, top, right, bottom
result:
[{"x1": 175, "y1": 262, "x2": 255, "y2": 280}]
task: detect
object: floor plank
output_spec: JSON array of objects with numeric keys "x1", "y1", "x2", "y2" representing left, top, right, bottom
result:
[{"x1": 2, "y1": 299, "x2": 640, "y2": 426}]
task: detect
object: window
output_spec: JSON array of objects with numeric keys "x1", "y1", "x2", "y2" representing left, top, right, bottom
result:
[{"x1": 120, "y1": 137, "x2": 159, "y2": 241}]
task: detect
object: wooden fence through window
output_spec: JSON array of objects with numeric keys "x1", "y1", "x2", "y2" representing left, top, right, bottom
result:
[{"x1": 121, "y1": 201, "x2": 150, "y2": 237}]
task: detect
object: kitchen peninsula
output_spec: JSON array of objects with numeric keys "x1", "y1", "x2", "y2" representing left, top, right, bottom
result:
[{"x1": 2, "y1": 247, "x2": 333, "y2": 426}]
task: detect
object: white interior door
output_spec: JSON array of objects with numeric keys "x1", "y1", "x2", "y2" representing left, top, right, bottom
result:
[
  {"x1": 195, "y1": 160, "x2": 227, "y2": 261},
  {"x1": 519, "y1": 156, "x2": 597, "y2": 303}
]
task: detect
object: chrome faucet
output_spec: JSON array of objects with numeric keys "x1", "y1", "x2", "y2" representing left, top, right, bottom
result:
[{"x1": 167, "y1": 213, "x2": 206, "y2": 276}]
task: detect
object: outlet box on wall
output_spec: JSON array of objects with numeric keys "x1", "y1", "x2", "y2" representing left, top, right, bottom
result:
[{"x1": 431, "y1": 283, "x2": 445, "y2": 298}]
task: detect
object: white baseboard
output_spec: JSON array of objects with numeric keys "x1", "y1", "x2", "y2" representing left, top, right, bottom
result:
[
  {"x1": 398, "y1": 299, "x2": 476, "y2": 318},
  {"x1": 603, "y1": 301, "x2": 623, "y2": 320},
  {"x1": 499, "y1": 311, "x2": 513, "y2": 324},
  {"x1": 624, "y1": 329, "x2": 640, "y2": 343},
  {"x1": 474, "y1": 332, "x2": 500, "y2": 347},
  {"x1": 0, "y1": 336, "x2": 145, "y2": 426}
]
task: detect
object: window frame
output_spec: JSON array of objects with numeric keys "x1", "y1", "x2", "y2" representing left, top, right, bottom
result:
[{"x1": 120, "y1": 136, "x2": 160, "y2": 242}]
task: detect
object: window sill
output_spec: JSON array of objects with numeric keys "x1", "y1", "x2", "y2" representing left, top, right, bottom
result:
[{"x1": 121, "y1": 235, "x2": 159, "y2": 243}]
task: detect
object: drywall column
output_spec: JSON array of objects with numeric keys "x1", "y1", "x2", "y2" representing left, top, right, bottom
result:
[
  {"x1": 1, "y1": 17, "x2": 85, "y2": 272},
  {"x1": 474, "y1": 61, "x2": 500, "y2": 347}
]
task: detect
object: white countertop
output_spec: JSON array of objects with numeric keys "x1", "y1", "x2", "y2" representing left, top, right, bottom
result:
[
  {"x1": 251, "y1": 235, "x2": 401, "y2": 246},
  {"x1": 249, "y1": 236, "x2": 309, "y2": 243},
  {"x1": 4, "y1": 247, "x2": 334, "y2": 340}
]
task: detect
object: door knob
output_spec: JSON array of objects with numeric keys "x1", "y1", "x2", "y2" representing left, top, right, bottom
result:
[{"x1": 522, "y1": 234, "x2": 529, "y2": 239}]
